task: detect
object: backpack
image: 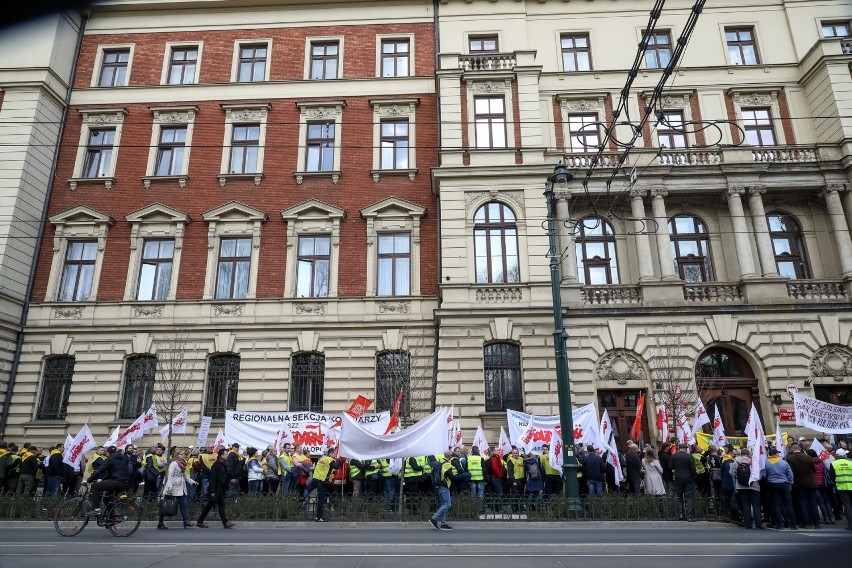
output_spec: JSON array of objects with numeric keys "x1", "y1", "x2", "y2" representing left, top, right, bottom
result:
[
  {"x1": 735, "y1": 460, "x2": 751, "y2": 486},
  {"x1": 429, "y1": 459, "x2": 444, "y2": 487},
  {"x1": 526, "y1": 460, "x2": 542, "y2": 481}
]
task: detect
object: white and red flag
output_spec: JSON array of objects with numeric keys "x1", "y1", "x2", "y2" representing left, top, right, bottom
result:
[
  {"x1": 599, "y1": 409, "x2": 624, "y2": 486},
  {"x1": 446, "y1": 405, "x2": 455, "y2": 427},
  {"x1": 548, "y1": 430, "x2": 564, "y2": 471},
  {"x1": 383, "y1": 392, "x2": 404, "y2": 435},
  {"x1": 451, "y1": 421, "x2": 463, "y2": 450},
  {"x1": 675, "y1": 412, "x2": 691, "y2": 446},
  {"x1": 497, "y1": 427, "x2": 512, "y2": 458},
  {"x1": 775, "y1": 422, "x2": 786, "y2": 458},
  {"x1": 346, "y1": 395, "x2": 373, "y2": 419},
  {"x1": 171, "y1": 409, "x2": 189, "y2": 434},
  {"x1": 745, "y1": 403, "x2": 766, "y2": 482},
  {"x1": 213, "y1": 428, "x2": 226, "y2": 452},
  {"x1": 103, "y1": 426, "x2": 121, "y2": 448},
  {"x1": 657, "y1": 406, "x2": 670, "y2": 441},
  {"x1": 117, "y1": 412, "x2": 146, "y2": 443},
  {"x1": 713, "y1": 404, "x2": 727, "y2": 448},
  {"x1": 141, "y1": 404, "x2": 158, "y2": 432},
  {"x1": 273, "y1": 422, "x2": 295, "y2": 453},
  {"x1": 63, "y1": 424, "x2": 97, "y2": 469},
  {"x1": 472, "y1": 425, "x2": 490, "y2": 452},
  {"x1": 810, "y1": 438, "x2": 834, "y2": 470},
  {"x1": 691, "y1": 400, "x2": 710, "y2": 441}
]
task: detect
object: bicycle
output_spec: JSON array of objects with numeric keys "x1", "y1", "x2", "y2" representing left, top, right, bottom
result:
[{"x1": 54, "y1": 483, "x2": 143, "y2": 537}]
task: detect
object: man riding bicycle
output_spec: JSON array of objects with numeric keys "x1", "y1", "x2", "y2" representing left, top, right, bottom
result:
[{"x1": 83, "y1": 445, "x2": 130, "y2": 515}]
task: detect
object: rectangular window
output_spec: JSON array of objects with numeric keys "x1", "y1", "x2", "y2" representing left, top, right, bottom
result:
[
  {"x1": 644, "y1": 31, "x2": 672, "y2": 68},
  {"x1": 381, "y1": 39, "x2": 410, "y2": 77},
  {"x1": 310, "y1": 42, "x2": 339, "y2": 79},
  {"x1": 380, "y1": 120, "x2": 409, "y2": 169},
  {"x1": 376, "y1": 351, "x2": 411, "y2": 416},
  {"x1": 204, "y1": 355, "x2": 240, "y2": 419},
  {"x1": 168, "y1": 46, "x2": 198, "y2": 84},
  {"x1": 742, "y1": 107, "x2": 776, "y2": 146},
  {"x1": 58, "y1": 241, "x2": 97, "y2": 302},
  {"x1": 82, "y1": 129, "x2": 115, "y2": 178},
  {"x1": 137, "y1": 239, "x2": 174, "y2": 301},
  {"x1": 291, "y1": 353, "x2": 325, "y2": 412},
  {"x1": 98, "y1": 49, "x2": 130, "y2": 87},
  {"x1": 296, "y1": 236, "x2": 330, "y2": 298},
  {"x1": 567, "y1": 113, "x2": 600, "y2": 153},
  {"x1": 377, "y1": 234, "x2": 410, "y2": 296},
  {"x1": 37, "y1": 357, "x2": 75, "y2": 420},
  {"x1": 726, "y1": 27, "x2": 759, "y2": 65},
  {"x1": 822, "y1": 21, "x2": 850, "y2": 38},
  {"x1": 656, "y1": 110, "x2": 687, "y2": 149},
  {"x1": 228, "y1": 124, "x2": 260, "y2": 174},
  {"x1": 474, "y1": 96, "x2": 507, "y2": 149},
  {"x1": 561, "y1": 34, "x2": 591, "y2": 72},
  {"x1": 215, "y1": 237, "x2": 251, "y2": 299},
  {"x1": 119, "y1": 356, "x2": 156, "y2": 419},
  {"x1": 154, "y1": 126, "x2": 187, "y2": 176},
  {"x1": 305, "y1": 122, "x2": 335, "y2": 172},
  {"x1": 237, "y1": 44, "x2": 267, "y2": 82},
  {"x1": 484, "y1": 343, "x2": 523, "y2": 412},
  {"x1": 469, "y1": 35, "x2": 498, "y2": 52}
]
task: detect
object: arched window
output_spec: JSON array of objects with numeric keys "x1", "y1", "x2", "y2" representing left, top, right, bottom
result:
[
  {"x1": 376, "y1": 351, "x2": 411, "y2": 417},
  {"x1": 474, "y1": 202, "x2": 519, "y2": 284},
  {"x1": 484, "y1": 343, "x2": 523, "y2": 412},
  {"x1": 119, "y1": 355, "x2": 156, "y2": 419},
  {"x1": 37, "y1": 356, "x2": 75, "y2": 420},
  {"x1": 291, "y1": 352, "x2": 325, "y2": 412},
  {"x1": 767, "y1": 213, "x2": 809, "y2": 279},
  {"x1": 574, "y1": 217, "x2": 619, "y2": 284},
  {"x1": 695, "y1": 347, "x2": 759, "y2": 437},
  {"x1": 204, "y1": 354, "x2": 241, "y2": 419},
  {"x1": 669, "y1": 215, "x2": 713, "y2": 282}
]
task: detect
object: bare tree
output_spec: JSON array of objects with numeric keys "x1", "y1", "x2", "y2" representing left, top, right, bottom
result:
[
  {"x1": 152, "y1": 328, "x2": 197, "y2": 458},
  {"x1": 375, "y1": 327, "x2": 433, "y2": 427}
]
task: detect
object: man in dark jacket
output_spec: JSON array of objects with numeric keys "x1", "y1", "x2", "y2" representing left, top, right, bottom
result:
[
  {"x1": 16, "y1": 446, "x2": 42, "y2": 496},
  {"x1": 670, "y1": 443, "x2": 697, "y2": 521},
  {"x1": 84, "y1": 446, "x2": 130, "y2": 513},
  {"x1": 659, "y1": 442, "x2": 673, "y2": 495},
  {"x1": 583, "y1": 446, "x2": 607, "y2": 496},
  {"x1": 787, "y1": 443, "x2": 821, "y2": 528},
  {"x1": 44, "y1": 443, "x2": 65, "y2": 496},
  {"x1": 226, "y1": 444, "x2": 242, "y2": 495},
  {"x1": 197, "y1": 448, "x2": 235, "y2": 529},
  {"x1": 625, "y1": 443, "x2": 643, "y2": 494}
]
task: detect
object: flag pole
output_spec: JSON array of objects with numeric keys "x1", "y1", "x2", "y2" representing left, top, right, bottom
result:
[{"x1": 398, "y1": 458, "x2": 406, "y2": 516}]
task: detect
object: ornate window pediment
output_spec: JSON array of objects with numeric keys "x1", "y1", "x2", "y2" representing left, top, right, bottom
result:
[
  {"x1": 46, "y1": 206, "x2": 114, "y2": 303},
  {"x1": 810, "y1": 345, "x2": 852, "y2": 382},
  {"x1": 594, "y1": 350, "x2": 645, "y2": 385},
  {"x1": 282, "y1": 199, "x2": 346, "y2": 299},
  {"x1": 201, "y1": 201, "x2": 267, "y2": 300}
]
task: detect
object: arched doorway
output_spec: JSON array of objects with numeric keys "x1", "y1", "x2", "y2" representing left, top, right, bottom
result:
[{"x1": 695, "y1": 347, "x2": 762, "y2": 437}]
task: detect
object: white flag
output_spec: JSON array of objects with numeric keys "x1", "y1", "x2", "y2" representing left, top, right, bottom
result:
[
  {"x1": 103, "y1": 426, "x2": 121, "y2": 447},
  {"x1": 549, "y1": 430, "x2": 564, "y2": 471},
  {"x1": 141, "y1": 404, "x2": 158, "y2": 432},
  {"x1": 159, "y1": 423, "x2": 170, "y2": 442},
  {"x1": 745, "y1": 404, "x2": 766, "y2": 482},
  {"x1": 447, "y1": 405, "x2": 454, "y2": 427},
  {"x1": 599, "y1": 409, "x2": 624, "y2": 486},
  {"x1": 273, "y1": 421, "x2": 296, "y2": 453},
  {"x1": 472, "y1": 425, "x2": 490, "y2": 452},
  {"x1": 116, "y1": 412, "x2": 146, "y2": 443},
  {"x1": 452, "y1": 421, "x2": 463, "y2": 450},
  {"x1": 338, "y1": 407, "x2": 449, "y2": 460},
  {"x1": 63, "y1": 424, "x2": 97, "y2": 469},
  {"x1": 62, "y1": 434, "x2": 74, "y2": 460},
  {"x1": 497, "y1": 427, "x2": 512, "y2": 458},
  {"x1": 675, "y1": 412, "x2": 691, "y2": 446},
  {"x1": 712, "y1": 404, "x2": 727, "y2": 448},
  {"x1": 213, "y1": 428, "x2": 226, "y2": 451},
  {"x1": 658, "y1": 406, "x2": 670, "y2": 442},
  {"x1": 171, "y1": 409, "x2": 189, "y2": 434},
  {"x1": 775, "y1": 422, "x2": 785, "y2": 458},
  {"x1": 810, "y1": 438, "x2": 834, "y2": 470},
  {"x1": 691, "y1": 400, "x2": 710, "y2": 441}
]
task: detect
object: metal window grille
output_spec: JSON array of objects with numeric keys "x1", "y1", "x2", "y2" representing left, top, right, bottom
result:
[
  {"x1": 290, "y1": 353, "x2": 325, "y2": 412},
  {"x1": 204, "y1": 354, "x2": 241, "y2": 419},
  {"x1": 484, "y1": 343, "x2": 522, "y2": 412},
  {"x1": 119, "y1": 355, "x2": 156, "y2": 419},
  {"x1": 37, "y1": 356, "x2": 75, "y2": 420},
  {"x1": 376, "y1": 351, "x2": 410, "y2": 416}
]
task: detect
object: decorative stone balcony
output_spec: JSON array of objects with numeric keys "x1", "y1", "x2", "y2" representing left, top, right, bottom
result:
[
  {"x1": 786, "y1": 280, "x2": 847, "y2": 300},
  {"x1": 682, "y1": 282, "x2": 743, "y2": 302},
  {"x1": 751, "y1": 146, "x2": 818, "y2": 163},
  {"x1": 562, "y1": 145, "x2": 821, "y2": 170},
  {"x1": 581, "y1": 285, "x2": 641, "y2": 305},
  {"x1": 458, "y1": 52, "x2": 517, "y2": 71}
]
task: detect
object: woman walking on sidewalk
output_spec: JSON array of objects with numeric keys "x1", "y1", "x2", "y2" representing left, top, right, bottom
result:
[{"x1": 158, "y1": 448, "x2": 198, "y2": 529}]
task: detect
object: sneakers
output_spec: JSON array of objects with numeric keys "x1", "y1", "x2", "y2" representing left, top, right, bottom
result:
[
  {"x1": 315, "y1": 517, "x2": 326, "y2": 522},
  {"x1": 440, "y1": 524, "x2": 454, "y2": 531},
  {"x1": 428, "y1": 518, "x2": 440, "y2": 530},
  {"x1": 89, "y1": 508, "x2": 101, "y2": 516}
]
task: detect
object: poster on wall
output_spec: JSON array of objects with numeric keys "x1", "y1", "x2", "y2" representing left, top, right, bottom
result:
[{"x1": 225, "y1": 410, "x2": 391, "y2": 454}]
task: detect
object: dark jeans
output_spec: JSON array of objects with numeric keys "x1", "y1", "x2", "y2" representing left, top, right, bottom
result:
[
  {"x1": 838, "y1": 491, "x2": 852, "y2": 530},
  {"x1": 90, "y1": 479, "x2": 129, "y2": 509},
  {"x1": 794, "y1": 487, "x2": 821, "y2": 526},
  {"x1": 767, "y1": 482, "x2": 797, "y2": 527},
  {"x1": 672, "y1": 480, "x2": 696, "y2": 520},
  {"x1": 44, "y1": 475, "x2": 61, "y2": 496},
  {"x1": 198, "y1": 490, "x2": 228, "y2": 526},
  {"x1": 544, "y1": 474, "x2": 563, "y2": 497},
  {"x1": 143, "y1": 476, "x2": 159, "y2": 497},
  {"x1": 159, "y1": 494, "x2": 190, "y2": 525},
  {"x1": 316, "y1": 481, "x2": 331, "y2": 520},
  {"x1": 739, "y1": 489, "x2": 762, "y2": 529},
  {"x1": 816, "y1": 486, "x2": 834, "y2": 521}
]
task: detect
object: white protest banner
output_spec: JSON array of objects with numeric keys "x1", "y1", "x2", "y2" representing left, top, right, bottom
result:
[
  {"x1": 506, "y1": 403, "x2": 600, "y2": 455},
  {"x1": 225, "y1": 410, "x2": 390, "y2": 455},
  {"x1": 338, "y1": 407, "x2": 449, "y2": 460},
  {"x1": 793, "y1": 392, "x2": 852, "y2": 433},
  {"x1": 196, "y1": 416, "x2": 213, "y2": 448},
  {"x1": 599, "y1": 409, "x2": 623, "y2": 486}
]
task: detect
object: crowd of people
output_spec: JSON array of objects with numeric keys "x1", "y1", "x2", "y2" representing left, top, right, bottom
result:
[{"x1": 1, "y1": 434, "x2": 850, "y2": 532}]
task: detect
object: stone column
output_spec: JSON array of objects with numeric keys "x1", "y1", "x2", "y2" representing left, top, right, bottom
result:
[
  {"x1": 630, "y1": 189, "x2": 655, "y2": 281},
  {"x1": 556, "y1": 192, "x2": 578, "y2": 282},
  {"x1": 747, "y1": 187, "x2": 779, "y2": 277},
  {"x1": 725, "y1": 187, "x2": 758, "y2": 279},
  {"x1": 822, "y1": 184, "x2": 852, "y2": 277},
  {"x1": 650, "y1": 188, "x2": 677, "y2": 280}
]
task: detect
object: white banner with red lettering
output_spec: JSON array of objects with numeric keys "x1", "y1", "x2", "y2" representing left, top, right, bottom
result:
[
  {"x1": 225, "y1": 410, "x2": 390, "y2": 455},
  {"x1": 506, "y1": 403, "x2": 599, "y2": 455}
]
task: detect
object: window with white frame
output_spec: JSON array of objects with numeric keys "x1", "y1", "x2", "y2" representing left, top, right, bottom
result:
[
  {"x1": 46, "y1": 205, "x2": 114, "y2": 302},
  {"x1": 218, "y1": 104, "x2": 270, "y2": 186},
  {"x1": 124, "y1": 203, "x2": 189, "y2": 302},
  {"x1": 201, "y1": 202, "x2": 267, "y2": 300},
  {"x1": 164, "y1": 44, "x2": 201, "y2": 84},
  {"x1": 233, "y1": 41, "x2": 271, "y2": 82},
  {"x1": 294, "y1": 101, "x2": 344, "y2": 183},
  {"x1": 729, "y1": 91, "x2": 786, "y2": 146},
  {"x1": 377, "y1": 234, "x2": 410, "y2": 296},
  {"x1": 361, "y1": 196, "x2": 424, "y2": 297},
  {"x1": 474, "y1": 96, "x2": 507, "y2": 149},
  {"x1": 143, "y1": 106, "x2": 197, "y2": 188},
  {"x1": 474, "y1": 202, "x2": 520, "y2": 284},
  {"x1": 380, "y1": 121, "x2": 409, "y2": 169},
  {"x1": 91, "y1": 44, "x2": 135, "y2": 87},
  {"x1": 69, "y1": 108, "x2": 127, "y2": 190},
  {"x1": 282, "y1": 200, "x2": 345, "y2": 299},
  {"x1": 369, "y1": 99, "x2": 418, "y2": 180}
]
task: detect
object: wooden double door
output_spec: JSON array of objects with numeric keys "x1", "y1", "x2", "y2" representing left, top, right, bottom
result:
[{"x1": 598, "y1": 389, "x2": 650, "y2": 452}]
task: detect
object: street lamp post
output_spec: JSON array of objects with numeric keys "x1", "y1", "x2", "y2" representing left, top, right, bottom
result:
[{"x1": 544, "y1": 162, "x2": 580, "y2": 506}]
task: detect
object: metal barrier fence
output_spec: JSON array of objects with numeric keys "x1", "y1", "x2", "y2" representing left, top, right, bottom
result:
[{"x1": 0, "y1": 492, "x2": 725, "y2": 523}]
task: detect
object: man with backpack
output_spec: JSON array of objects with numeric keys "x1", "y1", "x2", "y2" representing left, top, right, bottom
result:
[
  {"x1": 734, "y1": 447, "x2": 765, "y2": 529},
  {"x1": 428, "y1": 450, "x2": 454, "y2": 531}
]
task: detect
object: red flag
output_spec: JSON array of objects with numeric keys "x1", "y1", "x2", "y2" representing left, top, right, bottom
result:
[
  {"x1": 630, "y1": 394, "x2": 646, "y2": 441},
  {"x1": 656, "y1": 408, "x2": 664, "y2": 431},
  {"x1": 383, "y1": 392, "x2": 404, "y2": 435},
  {"x1": 346, "y1": 395, "x2": 373, "y2": 418}
]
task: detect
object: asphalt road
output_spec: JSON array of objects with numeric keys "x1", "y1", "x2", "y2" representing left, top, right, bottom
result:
[{"x1": 0, "y1": 523, "x2": 848, "y2": 568}]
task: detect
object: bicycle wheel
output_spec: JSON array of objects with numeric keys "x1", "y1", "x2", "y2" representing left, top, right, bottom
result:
[
  {"x1": 54, "y1": 497, "x2": 89, "y2": 537},
  {"x1": 105, "y1": 496, "x2": 143, "y2": 537}
]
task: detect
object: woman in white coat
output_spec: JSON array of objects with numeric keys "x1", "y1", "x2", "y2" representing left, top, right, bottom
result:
[
  {"x1": 158, "y1": 448, "x2": 198, "y2": 529},
  {"x1": 643, "y1": 448, "x2": 666, "y2": 496}
]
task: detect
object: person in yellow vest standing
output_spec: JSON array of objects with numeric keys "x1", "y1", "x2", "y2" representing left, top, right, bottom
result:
[
  {"x1": 506, "y1": 446, "x2": 525, "y2": 512},
  {"x1": 278, "y1": 444, "x2": 295, "y2": 493},
  {"x1": 467, "y1": 446, "x2": 486, "y2": 512},
  {"x1": 829, "y1": 448, "x2": 852, "y2": 531},
  {"x1": 312, "y1": 447, "x2": 340, "y2": 522},
  {"x1": 540, "y1": 443, "x2": 563, "y2": 497},
  {"x1": 428, "y1": 450, "x2": 454, "y2": 530}
]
